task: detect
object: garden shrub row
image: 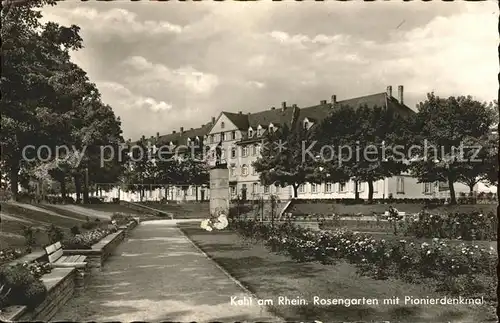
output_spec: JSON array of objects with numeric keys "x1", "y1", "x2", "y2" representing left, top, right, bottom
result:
[
  {"x1": 111, "y1": 212, "x2": 137, "y2": 227},
  {"x1": 230, "y1": 219, "x2": 497, "y2": 300},
  {"x1": 62, "y1": 227, "x2": 118, "y2": 250},
  {"x1": 0, "y1": 248, "x2": 29, "y2": 266},
  {"x1": 291, "y1": 210, "x2": 497, "y2": 241},
  {"x1": 0, "y1": 264, "x2": 47, "y2": 311},
  {"x1": 403, "y1": 211, "x2": 497, "y2": 241}
]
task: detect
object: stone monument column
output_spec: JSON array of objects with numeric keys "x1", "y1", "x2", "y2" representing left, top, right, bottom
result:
[{"x1": 209, "y1": 164, "x2": 230, "y2": 216}]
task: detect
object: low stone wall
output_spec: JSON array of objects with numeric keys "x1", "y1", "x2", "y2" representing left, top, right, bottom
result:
[
  {"x1": 118, "y1": 219, "x2": 138, "y2": 238},
  {"x1": 1, "y1": 268, "x2": 76, "y2": 322},
  {"x1": 2, "y1": 250, "x2": 47, "y2": 268},
  {"x1": 62, "y1": 230, "x2": 125, "y2": 271}
]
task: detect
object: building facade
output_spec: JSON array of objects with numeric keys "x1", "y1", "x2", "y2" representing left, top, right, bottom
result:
[{"x1": 103, "y1": 85, "x2": 476, "y2": 202}]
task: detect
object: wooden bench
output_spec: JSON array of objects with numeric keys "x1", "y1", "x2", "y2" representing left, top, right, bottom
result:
[{"x1": 45, "y1": 242, "x2": 87, "y2": 268}]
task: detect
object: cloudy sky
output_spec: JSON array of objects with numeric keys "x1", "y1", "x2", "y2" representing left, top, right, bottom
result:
[{"x1": 41, "y1": 1, "x2": 498, "y2": 141}]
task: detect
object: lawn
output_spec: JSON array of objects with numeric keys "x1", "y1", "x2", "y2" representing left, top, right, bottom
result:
[
  {"x1": 0, "y1": 202, "x2": 112, "y2": 249},
  {"x1": 81, "y1": 203, "x2": 148, "y2": 214},
  {"x1": 178, "y1": 222, "x2": 496, "y2": 322},
  {"x1": 287, "y1": 202, "x2": 497, "y2": 217},
  {"x1": 139, "y1": 201, "x2": 209, "y2": 219}
]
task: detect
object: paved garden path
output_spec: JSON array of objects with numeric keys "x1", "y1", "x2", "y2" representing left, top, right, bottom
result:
[{"x1": 52, "y1": 220, "x2": 281, "y2": 322}]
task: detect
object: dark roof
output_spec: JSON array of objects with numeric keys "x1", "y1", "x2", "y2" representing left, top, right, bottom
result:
[
  {"x1": 135, "y1": 91, "x2": 415, "y2": 145},
  {"x1": 248, "y1": 108, "x2": 296, "y2": 128},
  {"x1": 223, "y1": 112, "x2": 249, "y2": 130},
  {"x1": 154, "y1": 122, "x2": 213, "y2": 146}
]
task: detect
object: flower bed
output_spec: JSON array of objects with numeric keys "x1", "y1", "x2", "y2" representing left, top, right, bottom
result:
[
  {"x1": 403, "y1": 211, "x2": 496, "y2": 241},
  {"x1": 230, "y1": 219, "x2": 497, "y2": 300},
  {"x1": 0, "y1": 248, "x2": 29, "y2": 266},
  {"x1": 61, "y1": 227, "x2": 118, "y2": 250},
  {"x1": 111, "y1": 212, "x2": 138, "y2": 227},
  {"x1": 0, "y1": 264, "x2": 47, "y2": 312},
  {"x1": 62, "y1": 230, "x2": 126, "y2": 271},
  {"x1": 0, "y1": 267, "x2": 76, "y2": 321}
]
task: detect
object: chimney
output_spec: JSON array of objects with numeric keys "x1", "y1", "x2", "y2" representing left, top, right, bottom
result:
[
  {"x1": 320, "y1": 100, "x2": 327, "y2": 105},
  {"x1": 397, "y1": 85, "x2": 404, "y2": 104},
  {"x1": 281, "y1": 101, "x2": 287, "y2": 111},
  {"x1": 211, "y1": 117, "x2": 216, "y2": 124},
  {"x1": 386, "y1": 86, "x2": 392, "y2": 97},
  {"x1": 271, "y1": 107, "x2": 275, "y2": 110},
  {"x1": 331, "y1": 95, "x2": 337, "y2": 107},
  {"x1": 172, "y1": 130, "x2": 176, "y2": 134},
  {"x1": 180, "y1": 127, "x2": 184, "y2": 133},
  {"x1": 156, "y1": 132, "x2": 160, "y2": 138}
]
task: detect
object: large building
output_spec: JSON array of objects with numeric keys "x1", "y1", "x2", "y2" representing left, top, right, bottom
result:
[{"x1": 104, "y1": 85, "x2": 475, "y2": 202}]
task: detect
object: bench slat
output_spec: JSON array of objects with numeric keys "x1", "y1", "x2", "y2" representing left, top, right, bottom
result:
[
  {"x1": 48, "y1": 248, "x2": 63, "y2": 263},
  {"x1": 44, "y1": 243, "x2": 58, "y2": 254},
  {"x1": 67, "y1": 255, "x2": 79, "y2": 263},
  {"x1": 56, "y1": 255, "x2": 70, "y2": 263},
  {"x1": 74, "y1": 255, "x2": 87, "y2": 263}
]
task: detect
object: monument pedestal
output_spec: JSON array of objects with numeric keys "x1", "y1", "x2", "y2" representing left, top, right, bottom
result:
[{"x1": 209, "y1": 164, "x2": 230, "y2": 216}]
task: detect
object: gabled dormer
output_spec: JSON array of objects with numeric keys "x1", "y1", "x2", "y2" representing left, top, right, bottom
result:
[
  {"x1": 248, "y1": 127, "x2": 255, "y2": 138},
  {"x1": 268, "y1": 122, "x2": 277, "y2": 133},
  {"x1": 303, "y1": 117, "x2": 314, "y2": 130},
  {"x1": 257, "y1": 124, "x2": 267, "y2": 136}
]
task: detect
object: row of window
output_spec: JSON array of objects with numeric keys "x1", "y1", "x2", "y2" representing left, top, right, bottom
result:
[
  {"x1": 229, "y1": 182, "x2": 384, "y2": 196},
  {"x1": 229, "y1": 164, "x2": 257, "y2": 176},
  {"x1": 217, "y1": 145, "x2": 260, "y2": 159},
  {"x1": 208, "y1": 130, "x2": 237, "y2": 144}
]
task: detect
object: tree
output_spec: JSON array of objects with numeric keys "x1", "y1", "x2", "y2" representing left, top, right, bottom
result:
[
  {"x1": 1, "y1": 0, "x2": 83, "y2": 200},
  {"x1": 253, "y1": 120, "x2": 319, "y2": 198},
  {"x1": 315, "y1": 105, "x2": 409, "y2": 202},
  {"x1": 126, "y1": 137, "x2": 155, "y2": 202},
  {"x1": 409, "y1": 94, "x2": 497, "y2": 204}
]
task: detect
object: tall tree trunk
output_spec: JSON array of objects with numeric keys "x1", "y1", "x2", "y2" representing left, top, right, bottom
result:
[
  {"x1": 469, "y1": 183, "x2": 475, "y2": 194},
  {"x1": 367, "y1": 180, "x2": 374, "y2": 203},
  {"x1": 74, "y1": 174, "x2": 82, "y2": 204},
  {"x1": 60, "y1": 179, "x2": 67, "y2": 200},
  {"x1": 447, "y1": 176, "x2": 456, "y2": 205},
  {"x1": 354, "y1": 180, "x2": 359, "y2": 200},
  {"x1": 195, "y1": 186, "x2": 199, "y2": 202},
  {"x1": 82, "y1": 182, "x2": 89, "y2": 204},
  {"x1": 9, "y1": 165, "x2": 19, "y2": 201},
  {"x1": 292, "y1": 184, "x2": 298, "y2": 198}
]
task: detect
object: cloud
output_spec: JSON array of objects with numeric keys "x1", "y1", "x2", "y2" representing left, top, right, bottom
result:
[
  {"x1": 98, "y1": 81, "x2": 173, "y2": 113},
  {"x1": 42, "y1": 7, "x2": 182, "y2": 43},
  {"x1": 269, "y1": 31, "x2": 351, "y2": 46},
  {"x1": 122, "y1": 56, "x2": 219, "y2": 95},
  {"x1": 39, "y1": 1, "x2": 496, "y2": 141},
  {"x1": 246, "y1": 81, "x2": 266, "y2": 89}
]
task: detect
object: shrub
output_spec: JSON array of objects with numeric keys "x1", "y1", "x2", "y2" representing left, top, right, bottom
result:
[
  {"x1": 47, "y1": 225, "x2": 65, "y2": 244},
  {"x1": 111, "y1": 212, "x2": 135, "y2": 226},
  {"x1": 22, "y1": 226, "x2": 36, "y2": 247},
  {"x1": 61, "y1": 227, "x2": 116, "y2": 250},
  {"x1": 0, "y1": 248, "x2": 27, "y2": 266},
  {"x1": 88, "y1": 197, "x2": 103, "y2": 204},
  {"x1": 230, "y1": 219, "x2": 497, "y2": 298},
  {"x1": 81, "y1": 218, "x2": 100, "y2": 230},
  {"x1": 404, "y1": 211, "x2": 496, "y2": 241},
  {"x1": 70, "y1": 226, "x2": 81, "y2": 235},
  {"x1": 0, "y1": 264, "x2": 47, "y2": 309}
]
